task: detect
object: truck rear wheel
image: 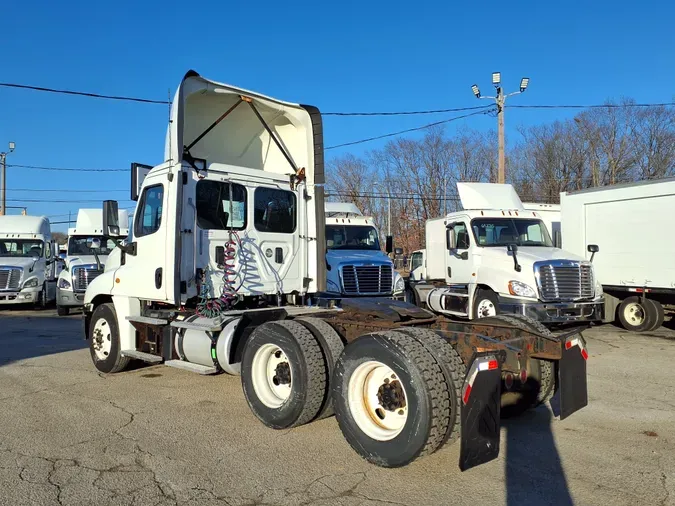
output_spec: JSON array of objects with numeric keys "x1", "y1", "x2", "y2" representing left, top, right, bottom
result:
[
  {"x1": 89, "y1": 303, "x2": 130, "y2": 374},
  {"x1": 479, "y1": 315, "x2": 555, "y2": 417},
  {"x1": 295, "y1": 317, "x2": 345, "y2": 419},
  {"x1": 618, "y1": 296, "x2": 656, "y2": 332},
  {"x1": 332, "y1": 331, "x2": 450, "y2": 468},
  {"x1": 646, "y1": 299, "x2": 665, "y2": 331},
  {"x1": 394, "y1": 327, "x2": 465, "y2": 449},
  {"x1": 241, "y1": 321, "x2": 326, "y2": 429}
]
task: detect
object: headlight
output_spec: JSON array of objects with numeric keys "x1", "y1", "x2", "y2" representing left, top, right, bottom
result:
[
  {"x1": 394, "y1": 273, "x2": 405, "y2": 293},
  {"x1": 23, "y1": 278, "x2": 39, "y2": 289},
  {"x1": 58, "y1": 278, "x2": 71, "y2": 290},
  {"x1": 595, "y1": 279, "x2": 603, "y2": 297},
  {"x1": 508, "y1": 280, "x2": 537, "y2": 298}
]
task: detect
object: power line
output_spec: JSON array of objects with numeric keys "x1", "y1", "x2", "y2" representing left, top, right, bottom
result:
[
  {"x1": 325, "y1": 109, "x2": 495, "y2": 150},
  {"x1": 9, "y1": 188, "x2": 126, "y2": 192},
  {"x1": 8, "y1": 163, "x2": 127, "y2": 172},
  {"x1": 0, "y1": 82, "x2": 169, "y2": 105},
  {"x1": 509, "y1": 102, "x2": 675, "y2": 110},
  {"x1": 323, "y1": 105, "x2": 493, "y2": 116}
]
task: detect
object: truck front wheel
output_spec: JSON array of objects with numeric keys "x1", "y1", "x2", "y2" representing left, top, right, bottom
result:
[
  {"x1": 473, "y1": 288, "x2": 499, "y2": 319},
  {"x1": 89, "y1": 303, "x2": 130, "y2": 374},
  {"x1": 57, "y1": 305, "x2": 70, "y2": 316}
]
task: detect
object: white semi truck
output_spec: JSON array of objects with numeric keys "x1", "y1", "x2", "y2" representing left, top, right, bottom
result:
[
  {"x1": 56, "y1": 208, "x2": 129, "y2": 316},
  {"x1": 0, "y1": 215, "x2": 59, "y2": 307},
  {"x1": 82, "y1": 70, "x2": 589, "y2": 470},
  {"x1": 561, "y1": 178, "x2": 675, "y2": 331},
  {"x1": 406, "y1": 183, "x2": 604, "y2": 326},
  {"x1": 324, "y1": 202, "x2": 404, "y2": 300}
]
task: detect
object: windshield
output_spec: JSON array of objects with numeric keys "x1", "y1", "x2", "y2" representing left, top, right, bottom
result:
[
  {"x1": 67, "y1": 236, "x2": 116, "y2": 256},
  {"x1": 326, "y1": 225, "x2": 381, "y2": 251},
  {"x1": 471, "y1": 218, "x2": 553, "y2": 247},
  {"x1": 0, "y1": 239, "x2": 44, "y2": 257}
]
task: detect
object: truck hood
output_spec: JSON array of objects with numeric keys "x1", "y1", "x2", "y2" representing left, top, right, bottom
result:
[
  {"x1": 326, "y1": 249, "x2": 393, "y2": 266},
  {"x1": 480, "y1": 246, "x2": 587, "y2": 267},
  {"x1": 67, "y1": 255, "x2": 107, "y2": 269},
  {"x1": 0, "y1": 256, "x2": 41, "y2": 270}
]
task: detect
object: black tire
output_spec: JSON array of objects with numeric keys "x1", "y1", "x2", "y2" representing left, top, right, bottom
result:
[
  {"x1": 645, "y1": 299, "x2": 665, "y2": 331},
  {"x1": 394, "y1": 327, "x2": 465, "y2": 449},
  {"x1": 332, "y1": 331, "x2": 450, "y2": 468},
  {"x1": 295, "y1": 317, "x2": 345, "y2": 419},
  {"x1": 89, "y1": 303, "x2": 130, "y2": 374},
  {"x1": 57, "y1": 305, "x2": 70, "y2": 317},
  {"x1": 479, "y1": 315, "x2": 556, "y2": 417},
  {"x1": 241, "y1": 320, "x2": 326, "y2": 429},
  {"x1": 617, "y1": 296, "x2": 655, "y2": 332},
  {"x1": 36, "y1": 284, "x2": 48, "y2": 310},
  {"x1": 473, "y1": 288, "x2": 500, "y2": 319}
]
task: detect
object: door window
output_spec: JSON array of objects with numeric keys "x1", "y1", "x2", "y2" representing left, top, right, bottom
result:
[
  {"x1": 451, "y1": 223, "x2": 470, "y2": 250},
  {"x1": 196, "y1": 180, "x2": 247, "y2": 230},
  {"x1": 254, "y1": 187, "x2": 297, "y2": 233},
  {"x1": 135, "y1": 185, "x2": 164, "y2": 237},
  {"x1": 411, "y1": 252, "x2": 423, "y2": 270}
]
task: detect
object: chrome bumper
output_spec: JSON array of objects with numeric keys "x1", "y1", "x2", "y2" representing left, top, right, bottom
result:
[
  {"x1": 57, "y1": 287, "x2": 85, "y2": 307},
  {"x1": 499, "y1": 298, "x2": 604, "y2": 323}
]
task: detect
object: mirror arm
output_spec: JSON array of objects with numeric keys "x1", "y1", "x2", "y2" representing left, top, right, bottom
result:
[{"x1": 109, "y1": 237, "x2": 136, "y2": 256}]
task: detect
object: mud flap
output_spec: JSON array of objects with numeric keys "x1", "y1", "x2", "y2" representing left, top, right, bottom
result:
[
  {"x1": 459, "y1": 357, "x2": 502, "y2": 472},
  {"x1": 558, "y1": 335, "x2": 588, "y2": 420}
]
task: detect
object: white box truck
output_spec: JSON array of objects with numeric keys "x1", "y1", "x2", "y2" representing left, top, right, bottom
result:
[
  {"x1": 560, "y1": 178, "x2": 675, "y2": 331},
  {"x1": 56, "y1": 208, "x2": 129, "y2": 315},
  {"x1": 81, "y1": 70, "x2": 589, "y2": 470},
  {"x1": 0, "y1": 215, "x2": 59, "y2": 307},
  {"x1": 406, "y1": 183, "x2": 604, "y2": 326},
  {"x1": 324, "y1": 202, "x2": 404, "y2": 300}
]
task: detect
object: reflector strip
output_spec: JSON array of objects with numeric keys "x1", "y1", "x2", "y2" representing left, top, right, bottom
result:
[
  {"x1": 581, "y1": 349, "x2": 589, "y2": 361},
  {"x1": 463, "y1": 384, "x2": 472, "y2": 404}
]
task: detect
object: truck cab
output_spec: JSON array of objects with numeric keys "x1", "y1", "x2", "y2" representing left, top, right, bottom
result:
[
  {"x1": 324, "y1": 202, "x2": 404, "y2": 299},
  {"x1": 0, "y1": 215, "x2": 59, "y2": 307},
  {"x1": 56, "y1": 209, "x2": 129, "y2": 315},
  {"x1": 407, "y1": 183, "x2": 604, "y2": 325}
]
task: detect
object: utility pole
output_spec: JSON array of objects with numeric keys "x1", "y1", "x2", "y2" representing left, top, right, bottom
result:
[
  {"x1": 0, "y1": 142, "x2": 16, "y2": 216},
  {"x1": 471, "y1": 73, "x2": 529, "y2": 184}
]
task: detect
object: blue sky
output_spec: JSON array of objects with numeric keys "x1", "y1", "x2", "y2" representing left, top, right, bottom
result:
[{"x1": 2, "y1": 0, "x2": 674, "y2": 232}]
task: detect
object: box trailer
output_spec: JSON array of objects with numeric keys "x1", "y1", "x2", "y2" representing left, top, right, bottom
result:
[{"x1": 560, "y1": 178, "x2": 675, "y2": 331}]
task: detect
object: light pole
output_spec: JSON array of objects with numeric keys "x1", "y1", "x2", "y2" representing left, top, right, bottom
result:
[
  {"x1": 0, "y1": 142, "x2": 16, "y2": 216},
  {"x1": 471, "y1": 73, "x2": 529, "y2": 184}
]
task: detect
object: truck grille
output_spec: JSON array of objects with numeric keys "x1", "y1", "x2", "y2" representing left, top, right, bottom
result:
[
  {"x1": 72, "y1": 266, "x2": 103, "y2": 292},
  {"x1": 535, "y1": 261, "x2": 594, "y2": 302},
  {"x1": 340, "y1": 264, "x2": 393, "y2": 295},
  {"x1": 0, "y1": 267, "x2": 22, "y2": 290}
]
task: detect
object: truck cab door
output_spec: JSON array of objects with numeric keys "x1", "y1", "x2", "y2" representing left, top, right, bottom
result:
[
  {"x1": 446, "y1": 222, "x2": 473, "y2": 284},
  {"x1": 113, "y1": 172, "x2": 171, "y2": 302}
]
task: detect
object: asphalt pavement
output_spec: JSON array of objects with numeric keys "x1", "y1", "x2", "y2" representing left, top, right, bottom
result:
[{"x1": 1, "y1": 308, "x2": 673, "y2": 506}]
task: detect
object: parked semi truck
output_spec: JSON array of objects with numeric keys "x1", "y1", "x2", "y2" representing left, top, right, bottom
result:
[
  {"x1": 82, "y1": 70, "x2": 589, "y2": 470},
  {"x1": 56, "y1": 208, "x2": 129, "y2": 316},
  {"x1": 0, "y1": 215, "x2": 59, "y2": 307},
  {"x1": 406, "y1": 183, "x2": 604, "y2": 326},
  {"x1": 561, "y1": 178, "x2": 675, "y2": 331},
  {"x1": 325, "y1": 202, "x2": 404, "y2": 300}
]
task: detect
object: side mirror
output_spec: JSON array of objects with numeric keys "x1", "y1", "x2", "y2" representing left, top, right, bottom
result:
[
  {"x1": 394, "y1": 247, "x2": 403, "y2": 256},
  {"x1": 103, "y1": 200, "x2": 121, "y2": 237},
  {"x1": 88, "y1": 238, "x2": 102, "y2": 250},
  {"x1": 587, "y1": 244, "x2": 599, "y2": 262},
  {"x1": 385, "y1": 236, "x2": 393, "y2": 254},
  {"x1": 507, "y1": 243, "x2": 518, "y2": 253},
  {"x1": 507, "y1": 243, "x2": 521, "y2": 272},
  {"x1": 446, "y1": 228, "x2": 456, "y2": 250}
]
